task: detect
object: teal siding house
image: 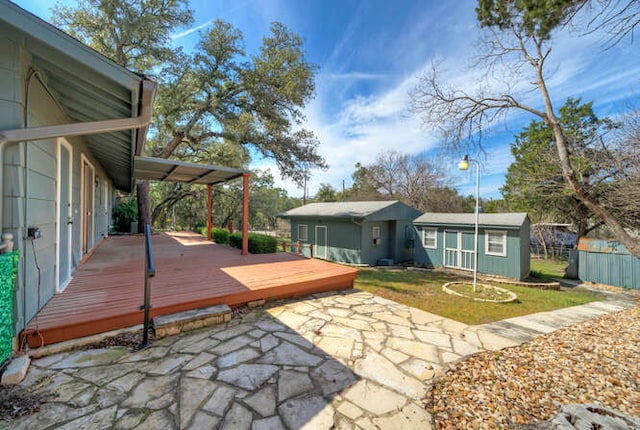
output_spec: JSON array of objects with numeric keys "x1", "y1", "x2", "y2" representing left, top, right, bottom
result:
[
  {"x1": 413, "y1": 213, "x2": 530, "y2": 280},
  {"x1": 279, "y1": 201, "x2": 421, "y2": 266},
  {"x1": 0, "y1": 1, "x2": 155, "y2": 337}
]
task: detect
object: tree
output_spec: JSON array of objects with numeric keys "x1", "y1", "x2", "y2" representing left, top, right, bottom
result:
[
  {"x1": 412, "y1": 0, "x2": 640, "y2": 257},
  {"x1": 53, "y1": 0, "x2": 194, "y2": 230},
  {"x1": 53, "y1": 2, "x2": 326, "y2": 231},
  {"x1": 501, "y1": 98, "x2": 616, "y2": 236},
  {"x1": 52, "y1": 0, "x2": 193, "y2": 72},
  {"x1": 346, "y1": 150, "x2": 464, "y2": 212},
  {"x1": 315, "y1": 184, "x2": 337, "y2": 202}
]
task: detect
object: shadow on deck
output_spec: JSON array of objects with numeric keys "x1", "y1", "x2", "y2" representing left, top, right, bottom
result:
[{"x1": 22, "y1": 232, "x2": 358, "y2": 348}]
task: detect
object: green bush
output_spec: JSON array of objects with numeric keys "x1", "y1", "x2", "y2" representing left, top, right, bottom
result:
[
  {"x1": 229, "y1": 232, "x2": 243, "y2": 248},
  {"x1": 227, "y1": 232, "x2": 277, "y2": 254},
  {"x1": 113, "y1": 197, "x2": 138, "y2": 232},
  {"x1": 248, "y1": 233, "x2": 277, "y2": 254},
  {"x1": 211, "y1": 228, "x2": 230, "y2": 244}
]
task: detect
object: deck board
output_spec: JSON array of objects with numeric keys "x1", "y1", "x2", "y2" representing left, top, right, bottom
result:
[{"x1": 23, "y1": 232, "x2": 358, "y2": 347}]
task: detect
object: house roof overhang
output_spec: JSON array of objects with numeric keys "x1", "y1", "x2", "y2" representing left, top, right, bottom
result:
[
  {"x1": 0, "y1": 0, "x2": 155, "y2": 192},
  {"x1": 134, "y1": 156, "x2": 249, "y2": 185}
]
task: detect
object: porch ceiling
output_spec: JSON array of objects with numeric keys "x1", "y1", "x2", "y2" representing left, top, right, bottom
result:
[{"x1": 134, "y1": 156, "x2": 249, "y2": 185}]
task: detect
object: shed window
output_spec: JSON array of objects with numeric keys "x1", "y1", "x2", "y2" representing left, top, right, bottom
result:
[
  {"x1": 422, "y1": 228, "x2": 437, "y2": 249},
  {"x1": 485, "y1": 230, "x2": 507, "y2": 256},
  {"x1": 372, "y1": 226, "x2": 381, "y2": 245},
  {"x1": 298, "y1": 224, "x2": 308, "y2": 242}
]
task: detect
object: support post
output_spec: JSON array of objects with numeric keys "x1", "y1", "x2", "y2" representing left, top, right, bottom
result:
[
  {"x1": 242, "y1": 173, "x2": 250, "y2": 255},
  {"x1": 206, "y1": 184, "x2": 213, "y2": 241}
]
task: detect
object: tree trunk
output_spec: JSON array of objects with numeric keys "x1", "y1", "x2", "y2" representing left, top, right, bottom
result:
[
  {"x1": 137, "y1": 180, "x2": 152, "y2": 233},
  {"x1": 536, "y1": 65, "x2": 640, "y2": 258}
]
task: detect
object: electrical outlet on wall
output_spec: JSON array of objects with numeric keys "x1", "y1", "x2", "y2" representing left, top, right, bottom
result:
[{"x1": 27, "y1": 227, "x2": 42, "y2": 239}]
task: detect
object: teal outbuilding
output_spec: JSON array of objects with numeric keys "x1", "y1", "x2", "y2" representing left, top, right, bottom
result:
[
  {"x1": 278, "y1": 201, "x2": 422, "y2": 266},
  {"x1": 413, "y1": 213, "x2": 531, "y2": 280}
]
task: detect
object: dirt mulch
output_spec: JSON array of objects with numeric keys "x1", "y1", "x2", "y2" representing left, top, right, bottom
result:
[
  {"x1": 427, "y1": 307, "x2": 640, "y2": 428},
  {"x1": 0, "y1": 378, "x2": 53, "y2": 421}
]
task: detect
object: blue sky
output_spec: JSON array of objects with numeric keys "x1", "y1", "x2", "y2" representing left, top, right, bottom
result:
[{"x1": 14, "y1": 0, "x2": 640, "y2": 200}]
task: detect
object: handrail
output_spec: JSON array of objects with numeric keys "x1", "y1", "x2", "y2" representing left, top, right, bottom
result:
[
  {"x1": 139, "y1": 224, "x2": 154, "y2": 349},
  {"x1": 281, "y1": 240, "x2": 314, "y2": 258},
  {"x1": 145, "y1": 224, "x2": 155, "y2": 277}
]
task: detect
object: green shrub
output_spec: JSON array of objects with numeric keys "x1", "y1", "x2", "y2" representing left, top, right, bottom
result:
[
  {"x1": 227, "y1": 232, "x2": 277, "y2": 254},
  {"x1": 211, "y1": 228, "x2": 230, "y2": 244},
  {"x1": 229, "y1": 232, "x2": 243, "y2": 248},
  {"x1": 248, "y1": 233, "x2": 277, "y2": 254},
  {"x1": 113, "y1": 198, "x2": 138, "y2": 232}
]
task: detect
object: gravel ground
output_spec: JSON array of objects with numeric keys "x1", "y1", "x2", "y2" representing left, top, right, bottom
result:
[{"x1": 427, "y1": 305, "x2": 640, "y2": 429}]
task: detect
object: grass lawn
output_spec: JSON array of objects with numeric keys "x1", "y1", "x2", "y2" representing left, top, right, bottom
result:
[
  {"x1": 530, "y1": 258, "x2": 569, "y2": 280},
  {"x1": 354, "y1": 268, "x2": 603, "y2": 325}
]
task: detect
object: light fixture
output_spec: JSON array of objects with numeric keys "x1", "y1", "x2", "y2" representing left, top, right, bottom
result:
[{"x1": 459, "y1": 154, "x2": 479, "y2": 293}]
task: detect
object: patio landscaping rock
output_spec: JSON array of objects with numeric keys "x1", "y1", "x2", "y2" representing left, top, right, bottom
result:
[
  {"x1": 0, "y1": 355, "x2": 30, "y2": 385},
  {"x1": 3, "y1": 288, "x2": 635, "y2": 429}
]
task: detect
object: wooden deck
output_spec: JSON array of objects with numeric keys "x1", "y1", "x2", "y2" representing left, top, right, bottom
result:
[{"x1": 22, "y1": 232, "x2": 358, "y2": 348}]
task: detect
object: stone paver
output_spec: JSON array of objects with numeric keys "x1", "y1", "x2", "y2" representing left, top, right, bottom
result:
[{"x1": 4, "y1": 288, "x2": 634, "y2": 429}]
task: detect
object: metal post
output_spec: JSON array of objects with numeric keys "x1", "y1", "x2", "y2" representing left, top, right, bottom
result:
[
  {"x1": 458, "y1": 155, "x2": 480, "y2": 293},
  {"x1": 473, "y1": 160, "x2": 480, "y2": 293},
  {"x1": 139, "y1": 223, "x2": 155, "y2": 349}
]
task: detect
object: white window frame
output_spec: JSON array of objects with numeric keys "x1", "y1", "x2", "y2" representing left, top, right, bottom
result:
[
  {"x1": 298, "y1": 224, "x2": 308, "y2": 242},
  {"x1": 485, "y1": 230, "x2": 507, "y2": 257},
  {"x1": 372, "y1": 225, "x2": 381, "y2": 245},
  {"x1": 422, "y1": 227, "x2": 437, "y2": 249}
]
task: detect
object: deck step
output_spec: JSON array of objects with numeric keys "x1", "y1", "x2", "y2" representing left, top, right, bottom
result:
[{"x1": 153, "y1": 304, "x2": 232, "y2": 338}]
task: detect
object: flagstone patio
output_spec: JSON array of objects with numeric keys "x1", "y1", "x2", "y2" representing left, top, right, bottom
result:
[{"x1": 5, "y1": 288, "x2": 633, "y2": 429}]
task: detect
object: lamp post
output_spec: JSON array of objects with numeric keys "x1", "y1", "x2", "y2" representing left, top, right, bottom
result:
[{"x1": 458, "y1": 155, "x2": 479, "y2": 293}]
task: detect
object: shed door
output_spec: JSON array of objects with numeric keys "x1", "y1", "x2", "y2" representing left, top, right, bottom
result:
[
  {"x1": 444, "y1": 230, "x2": 459, "y2": 268},
  {"x1": 460, "y1": 231, "x2": 475, "y2": 271},
  {"x1": 315, "y1": 225, "x2": 327, "y2": 259},
  {"x1": 444, "y1": 230, "x2": 475, "y2": 271}
]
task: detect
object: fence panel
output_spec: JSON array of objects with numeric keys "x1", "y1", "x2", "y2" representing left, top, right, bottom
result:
[{"x1": 577, "y1": 239, "x2": 639, "y2": 290}]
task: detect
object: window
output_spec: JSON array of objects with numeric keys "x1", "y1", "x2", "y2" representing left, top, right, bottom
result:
[
  {"x1": 298, "y1": 224, "x2": 308, "y2": 242},
  {"x1": 485, "y1": 230, "x2": 507, "y2": 256},
  {"x1": 422, "y1": 228, "x2": 437, "y2": 249},
  {"x1": 372, "y1": 226, "x2": 381, "y2": 245}
]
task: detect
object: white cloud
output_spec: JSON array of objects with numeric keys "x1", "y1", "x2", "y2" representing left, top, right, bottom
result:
[{"x1": 171, "y1": 20, "x2": 214, "y2": 40}]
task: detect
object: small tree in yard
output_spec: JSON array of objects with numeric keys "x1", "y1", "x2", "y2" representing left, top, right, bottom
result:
[{"x1": 411, "y1": 0, "x2": 640, "y2": 258}]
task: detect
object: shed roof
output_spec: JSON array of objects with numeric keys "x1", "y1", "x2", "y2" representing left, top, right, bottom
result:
[
  {"x1": 279, "y1": 201, "x2": 409, "y2": 220},
  {"x1": 0, "y1": 0, "x2": 152, "y2": 192},
  {"x1": 414, "y1": 212, "x2": 529, "y2": 228}
]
